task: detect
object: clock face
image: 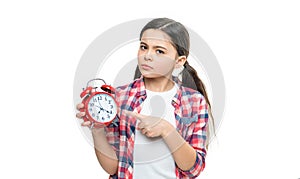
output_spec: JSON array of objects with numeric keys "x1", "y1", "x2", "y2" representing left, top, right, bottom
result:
[{"x1": 87, "y1": 93, "x2": 117, "y2": 123}]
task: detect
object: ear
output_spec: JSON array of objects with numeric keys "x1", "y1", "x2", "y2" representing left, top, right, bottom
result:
[{"x1": 175, "y1": 56, "x2": 187, "y2": 68}]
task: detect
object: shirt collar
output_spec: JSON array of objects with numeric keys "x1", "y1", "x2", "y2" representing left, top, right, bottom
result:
[
  {"x1": 135, "y1": 75, "x2": 182, "y2": 107},
  {"x1": 171, "y1": 76, "x2": 182, "y2": 108},
  {"x1": 135, "y1": 76, "x2": 146, "y2": 97}
]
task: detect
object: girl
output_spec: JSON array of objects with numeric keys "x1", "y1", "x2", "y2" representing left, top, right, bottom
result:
[{"x1": 76, "y1": 18, "x2": 214, "y2": 179}]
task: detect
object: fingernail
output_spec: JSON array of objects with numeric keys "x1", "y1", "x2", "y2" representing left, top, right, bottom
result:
[{"x1": 77, "y1": 103, "x2": 84, "y2": 109}]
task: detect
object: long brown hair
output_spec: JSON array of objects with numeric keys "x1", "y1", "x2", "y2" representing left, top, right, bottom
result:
[{"x1": 134, "y1": 18, "x2": 215, "y2": 147}]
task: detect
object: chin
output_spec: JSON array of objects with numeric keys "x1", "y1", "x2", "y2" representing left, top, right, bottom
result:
[
  {"x1": 141, "y1": 73, "x2": 157, "y2": 78},
  {"x1": 142, "y1": 73, "x2": 171, "y2": 79}
]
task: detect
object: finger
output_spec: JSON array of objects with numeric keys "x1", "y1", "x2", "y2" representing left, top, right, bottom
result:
[
  {"x1": 141, "y1": 128, "x2": 148, "y2": 135},
  {"x1": 76, "y1": 103, "x2": 84, "y2": 110},
  {"x1": 148, "y1": 118, "x2": 163, "y2": 128},
  {"x1": 123, "y1": 110, "x2": 146, "y2": 120},
  {"x1": 138, "y1": 117, "x2": 162, "y2": 129},
  {"x1": 76, "y1": 112, "x2": 85, "y2": 119},
  {"x1": 137, "y1": 122, "x2": 146, "y2": 130},
  {"x1": 145, "y1": 131, "x2": 154, "y2": 138},
  {"x1": 81, "y1": 121, "x2": 91, "y2": 126}
]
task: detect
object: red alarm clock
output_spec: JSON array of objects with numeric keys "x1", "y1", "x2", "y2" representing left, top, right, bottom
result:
[{"x1": 80, "y1": 78, "x2": 118, "y2": 128}]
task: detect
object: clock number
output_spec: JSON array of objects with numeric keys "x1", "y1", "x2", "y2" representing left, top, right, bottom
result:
[{"x1": 87, "y1": 94, "x2": 116, "y2": 122}]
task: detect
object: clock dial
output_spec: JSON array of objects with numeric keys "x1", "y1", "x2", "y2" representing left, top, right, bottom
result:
[{"x1": 87, "y1": 93, "x2": 117, "y2": 123}]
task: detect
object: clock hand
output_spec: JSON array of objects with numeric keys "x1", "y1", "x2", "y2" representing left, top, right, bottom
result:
[
  {"x1": 95, "y1": 105, "x2": 105, "y2": 111},
  {"x1": 99, "y1": 101, "x2": 106, "y2": 110},
  {"x1": 94, "y1": 105, "x2": 105, "y2": 115},
  {"x1": 95, "y1": 105, "x2": 102, "y2": 109},
  {"x1": 98, "y1": 100, "x2": 103, "y2": 108},
  {"x1": 98, "y1": 101, "x2": 110, "y2": 113},
  {"x1": 102, "y1": 107, "x2": 110, "y2": 113}
]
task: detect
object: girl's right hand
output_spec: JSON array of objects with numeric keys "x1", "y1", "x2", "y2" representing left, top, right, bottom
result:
[
  {"x1": 76, "y1": 103, "x2": 105, "y2": 129},
  {"x1": 75, "y1": 103, "x2": 92, "y2": 127}
]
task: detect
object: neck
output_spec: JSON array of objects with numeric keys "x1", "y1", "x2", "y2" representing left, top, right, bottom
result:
[{"x1": 144, "y1": 76, "x2": 174, "y2": 92}]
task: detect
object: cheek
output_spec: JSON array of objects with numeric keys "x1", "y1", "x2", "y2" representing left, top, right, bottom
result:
[
  {"x1": 137, "y1": 49, "x2": 142, "y2": 57},
  {"x1": 152, "y1": 57, "x2": 175, "y2": 74},
  {"x1": 137, "y1": 50, "x2": 144, "y2": 64}
]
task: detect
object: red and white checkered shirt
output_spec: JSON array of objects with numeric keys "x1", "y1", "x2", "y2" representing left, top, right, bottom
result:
[{"x1": 105, "y1": 76, "x2": 208, "y2": 179}]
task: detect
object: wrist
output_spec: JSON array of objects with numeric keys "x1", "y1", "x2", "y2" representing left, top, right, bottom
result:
[
  {"x1": 161, "y1": 120, "x2": 174, "y2": 138},
  {"x1": 91, "y1": 127, "x2": 106, "y2": 138}
]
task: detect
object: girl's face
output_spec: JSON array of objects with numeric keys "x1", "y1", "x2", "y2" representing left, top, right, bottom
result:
[{"x1": 138, "y1": 29, "x2": 182, "y2": 79}]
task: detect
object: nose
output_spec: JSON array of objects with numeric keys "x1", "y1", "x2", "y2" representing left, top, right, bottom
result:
[{"x1": 143, "y1": 50, "x2": 153, "y2": 61}]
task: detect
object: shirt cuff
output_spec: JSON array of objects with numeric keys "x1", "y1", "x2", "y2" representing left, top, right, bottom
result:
[{"x1": 177, "y1": 152, "x2": 205, "y2": 178}]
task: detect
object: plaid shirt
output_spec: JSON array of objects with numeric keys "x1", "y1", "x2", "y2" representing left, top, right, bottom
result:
[{"x1": 105, "y1": 76, "x2": 208, "y2": 179}]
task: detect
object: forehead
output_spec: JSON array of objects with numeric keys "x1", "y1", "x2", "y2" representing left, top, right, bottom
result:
[{"x1": 141, "y1": 29, "x2": 173, "y2": 45}]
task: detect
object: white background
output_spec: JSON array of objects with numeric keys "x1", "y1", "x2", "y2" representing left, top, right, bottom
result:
[{"x1": 0, "y1": 0, "x2": 299, "y2": 178}]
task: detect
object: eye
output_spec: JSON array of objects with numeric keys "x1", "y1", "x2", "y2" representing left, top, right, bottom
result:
[
  {"x1": 140, "y1": 45, "x2": 147, "y2": 50},
  {"x1": 156, "y1": 49, "x2": 165, "y2": 54}
]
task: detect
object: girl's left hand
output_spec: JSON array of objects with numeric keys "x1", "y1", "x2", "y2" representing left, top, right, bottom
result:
[{"x1": 123, "y1": 110, "x2": 174, "y2": 138}]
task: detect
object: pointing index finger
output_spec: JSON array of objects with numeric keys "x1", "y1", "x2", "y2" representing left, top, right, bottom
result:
[{"x1": 123, "y1": 110, "x2": 146, "y2": 121}]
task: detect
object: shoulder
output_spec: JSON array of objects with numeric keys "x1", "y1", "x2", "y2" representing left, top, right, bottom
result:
[
  {"x1": 114, "y1": 77, "x2": 144, "y2": 101},
  {"x1": 114, "y1": 78, "x2": 144, "y2": 112},
  {"x1": 115, "y1": 78, "x2": 141, "y2": 93},
  {"x1": 180, "y1": 85, "x2": 206, "y2": 103}
]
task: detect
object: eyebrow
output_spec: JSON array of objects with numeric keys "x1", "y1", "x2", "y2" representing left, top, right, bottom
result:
[{"x1": 140, "y1": 41, "x2": 168, "y2": 50}]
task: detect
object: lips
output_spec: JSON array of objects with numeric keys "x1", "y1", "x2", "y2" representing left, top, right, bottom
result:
[{"x1": 141, "y1": 64, "x2": 153, "y2": 70}]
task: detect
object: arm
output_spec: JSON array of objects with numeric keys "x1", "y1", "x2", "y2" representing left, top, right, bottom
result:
[
  {"x1": 123, "y1": 94, "x2": 208, "y2": 177},
  {"x1": 76, "y1": 100, "x2": 120, "y2": 176},
  {"x1": 92, "y1": 86, "x2": 123, "y2": 175},
  {"x1": 92, "y1": 127, "x2": 118, "y2": 175},
  {"x1": 162, "y1": 121, "x2": 207, "y2": 177},
  {"x1": 162, "y1": 96, "x2": 208, "y2": 177},
  {"x1": 162, "y1": 126, "x2": 197, "y2": 170}
]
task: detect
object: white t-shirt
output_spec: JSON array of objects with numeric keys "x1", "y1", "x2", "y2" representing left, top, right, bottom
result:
[{"x1": 133, "y1": 84, "x2": 178, "y2": 179}]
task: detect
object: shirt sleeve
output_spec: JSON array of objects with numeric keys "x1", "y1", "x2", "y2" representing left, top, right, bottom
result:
[
  {"x1": 178, "y1": 95, "x2": 209, "y2": 178},
  {"x1": 104, "y1": 118, "x2": 120, "y2": 157}
]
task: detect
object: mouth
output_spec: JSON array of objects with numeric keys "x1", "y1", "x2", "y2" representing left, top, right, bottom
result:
[{"x1": 141, "y1": 64, "x2": 153, "y2": 70}]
